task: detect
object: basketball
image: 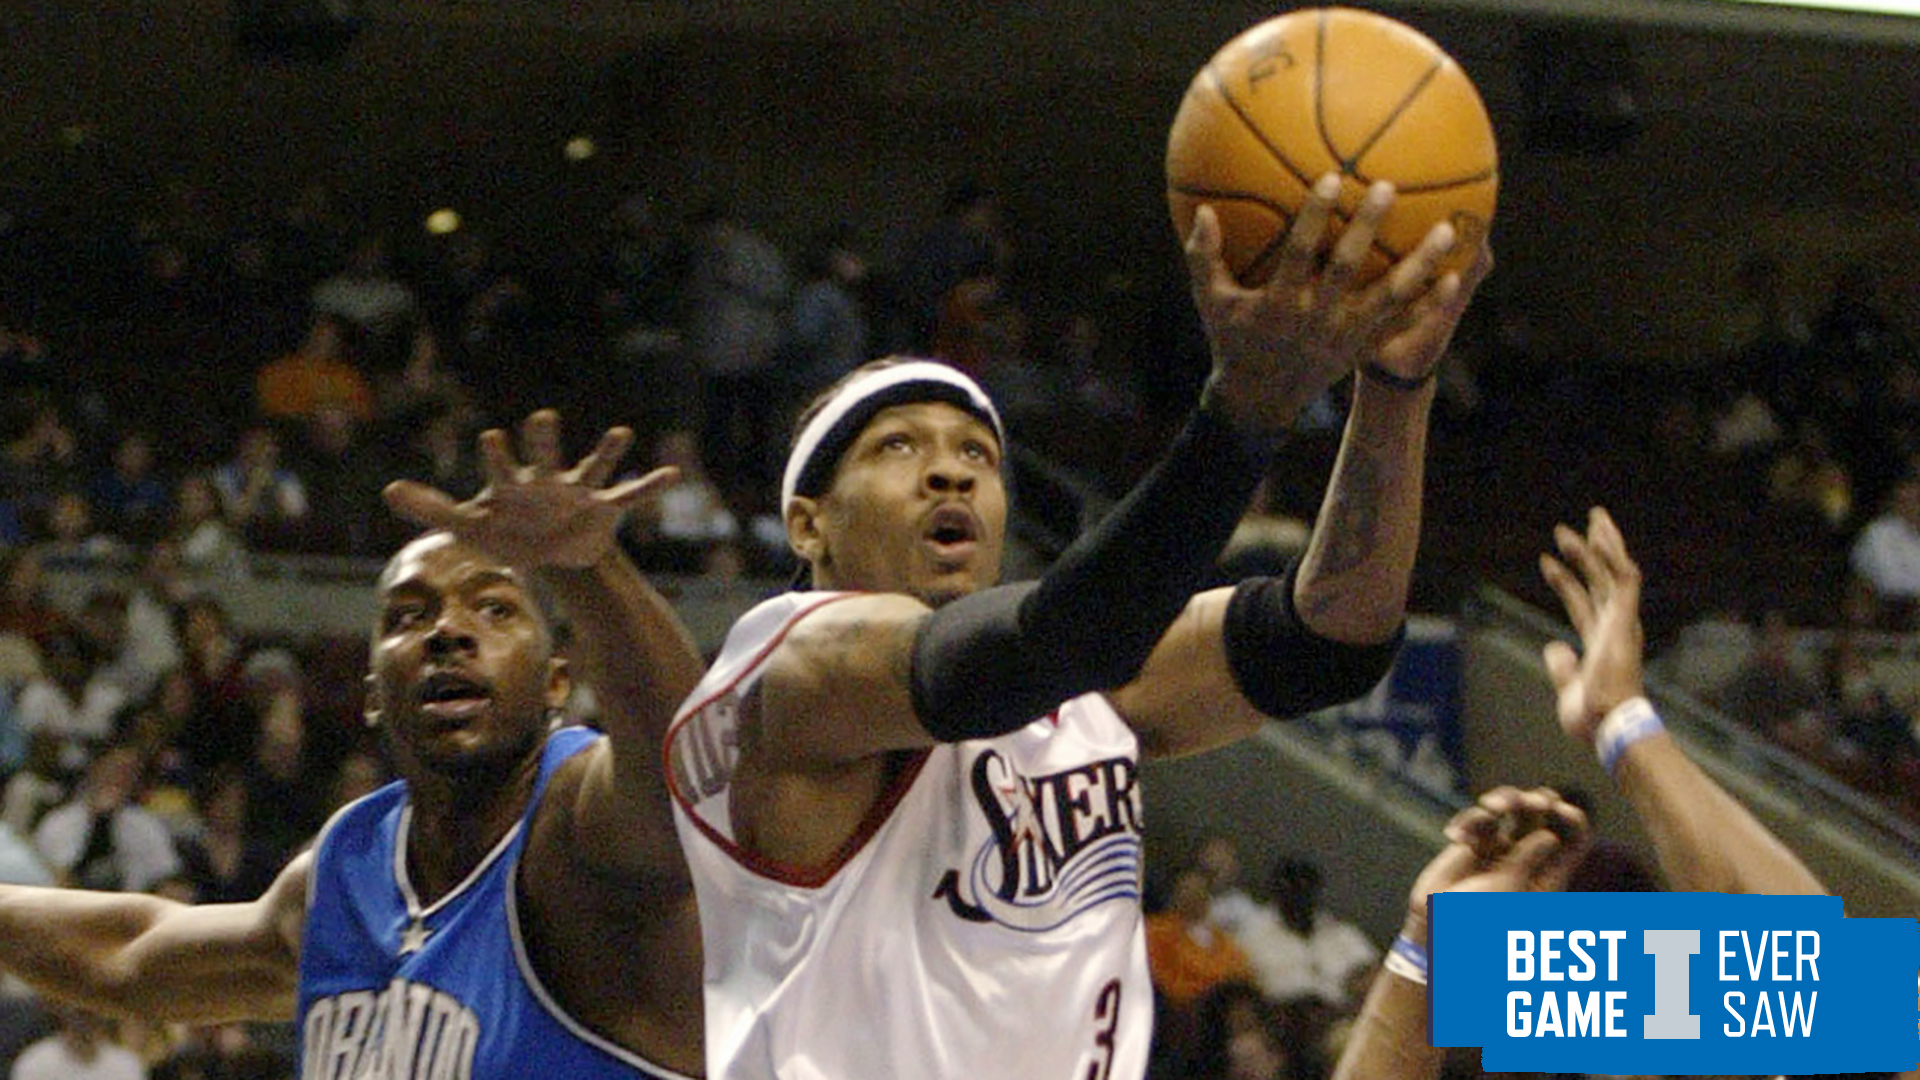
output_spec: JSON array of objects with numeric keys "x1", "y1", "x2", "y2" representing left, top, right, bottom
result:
[{"x1": 1166, "y1": 7, "x2": 1497, "y2": 287}]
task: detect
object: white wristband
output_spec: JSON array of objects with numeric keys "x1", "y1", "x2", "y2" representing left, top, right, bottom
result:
[
  {"x1": 1384, "y1": 933, "x2": 1429, "y2": 986},
  {"x1": 1595, "y1": 696, "x2": 1664, "y2": 776}
]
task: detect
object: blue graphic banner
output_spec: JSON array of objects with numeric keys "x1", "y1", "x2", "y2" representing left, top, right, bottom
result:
[{"x1": 1430, "y1": 892, "x2": 1918, "y2": 1075}]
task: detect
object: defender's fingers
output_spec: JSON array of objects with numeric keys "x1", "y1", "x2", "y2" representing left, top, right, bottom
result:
[
  {"x1": 1542, "y1": 639, "x2": 1580, "y2": 692},
  {"x1": 478, "y1": 429, "x2": 519, "y2": 490},
  {"x1": 1586, "y1": 508, "x2": 1642, "y2": 597},
  {"x1": 1540, "y1": 551, "x2": 1595, "y2": 634},
  {"x1": 520, "y1": 409, "x2": 564, "y2": 473},
  {"x1": 1503, "y1": 828, "x2": 1569, "y2": 882},
  {"x1": 1446, "y1": 804, "x2": 1501, "y2": 848},
  {"x1": 597, "y1": 465, "x2": 680, "y2": 507},
  {"x1": 575, "y1": 427, "x2": 635, "y2": 488},
  {"x1": 1558, "y1": 520, "x2": 1614, "y2": 601},
  {"x1": 384, "y1": 480, "x2": 479, "y2": 527}
]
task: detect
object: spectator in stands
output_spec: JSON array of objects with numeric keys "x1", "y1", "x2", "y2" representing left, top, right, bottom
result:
[
  {"x1": 1145, "y1": 865, "x2": 1255, "y2": 1080},
  {"x1": 174, "y1": 766, "x2": 278, "y2": 905},
  {"x1": 1224, "y1": 856, "x2": 1379, "y2": 1011},
  {"x1": 15, "y1": 628, "x2": 125, "y2": 772},
  {"x1": 1848, "y1": 470, "x2": 1920, "y2": 628},
  {"x1": 209, "y1": 426, "x2": 309, "y2": 551},
  {"x1": 1147, "y1": 866, "x2": 1254, "y2": 1010},
  {"x1": 372, "y1": 323, "x2": 475, "y2": 434},
  {"x1": 33, "y1": 745, "x2": 181, "y2": 893},
  {"x1": 88, "y1": 432, "x2": 171, "y2": 549},
  {"x1": 164, "y1": 474, "x2": 248, "y2": 582},
  {"x1": 598, "y1": 194, "x2": 695, "y2": 440},
  {"x1": 38, "y1": 490, "x2": 131, "y2": 565},
  {"x1": 253, "y1": 313, "x2": 374, "y2": 426},
  {"x1": 307, "y1": 232, "x2": 418, "y2": 358},
  {"x1": 783, "y1": 221, "x2": 871, "y2": 410},
  {"x1": 1189, "y1": 981, "x2": 1312, "y2": 1080},
  {"x1": 287, "y1": 402, "x2": 389, "y2": 556},
  {"x1": 1809, "y1": 263, "x2": 1910, "y2": 510},
  {"x1": 0, "y1": 394, "x2": 80, "y2": 546},
  {"x1": 1765, "y1": 418, "x2": 1852, "y2": 532},
  {"x1": 623, "y1": 429, "x2": 739, "y2": 575},
  {"x1": 8, "y1": 1003, "x2": 147, "y2": 1080},
  {"x1": 385, "y1": 403, "x2": 481, "y2": 511},
  {"x1": 1817, "y1": 602, "x2": 1920, "y2": 793},
  {"x1": 682, "y1": 203, "x2": 791, "y2": 504},
  {"x1": 170, "y1": 596, "x2": 255, "y2": 778},
  {"x1": 890, "y1": 178, "x2": 1009, "y2": 353},
  {"x1": 120, "y1": 544, "x2": 187, "y2": 698},
  {"x1": 1715, "y1": 606, "x2": 1826, "y2": 739},
  {"x1": 235, "y1": 666, "x2": 324, "y2": 863},
  {"x1": 68, "y1": 589, "x2": 150, "y2": 705},
  {"x1": 1713, "y1": 251, "x2": 1808, "y2": 433},
  {"x1": 1, "y1": 734, "x2": 68, "y2": 839},
  {"x1": 0, "y1": 549, "x2": 65, "y2": 653}
]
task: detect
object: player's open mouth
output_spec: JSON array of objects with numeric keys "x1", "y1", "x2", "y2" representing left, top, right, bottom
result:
[
  {"x1": 923, "y1": 505, "x2": 980, "y2": 562},
  {"x1": 418, "y1": 670, "x2": 492, "y2": 721}
]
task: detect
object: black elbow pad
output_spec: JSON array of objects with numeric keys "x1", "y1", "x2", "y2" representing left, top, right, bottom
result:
[{"x1": 1222, "y1": 567, "x2": 1404, "y2": 718}]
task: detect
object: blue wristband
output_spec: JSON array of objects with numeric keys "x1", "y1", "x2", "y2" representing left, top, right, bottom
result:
[
  {"x1": 1596, "y1": 696, "x2": 1665, "y2": 776},
  {"x1": 1385, "y1": 933, "x2": 1429, "y2": 986}
]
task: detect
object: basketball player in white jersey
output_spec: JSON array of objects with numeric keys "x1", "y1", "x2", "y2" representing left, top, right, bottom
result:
[
  {"x1": 0, "y1": 411, "x2": 709, "y2": 1078},
  {"x1": 668, "y1": 176, "x2": 1493, "y2": 1079}
]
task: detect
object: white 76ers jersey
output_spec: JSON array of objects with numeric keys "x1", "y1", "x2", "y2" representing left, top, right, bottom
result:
[{"x1": 668, "y1": 592, "x2": 1153, "y2": 1080}]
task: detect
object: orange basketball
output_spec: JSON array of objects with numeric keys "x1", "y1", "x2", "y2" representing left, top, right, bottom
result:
[{"x1": 1166, "y1": 7, "x2": 1497, "y2": 286}]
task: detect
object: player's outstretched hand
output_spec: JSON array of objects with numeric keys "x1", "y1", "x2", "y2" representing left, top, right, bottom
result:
[
  {"x1": 1537, "y1": 506, "x2": 1647, "y2": 746},
  {"x1": 383, "y1": 408, "x2": 674, "y2": 570},
  {"x1": 1184, "y1": 172, "x2": 1492, "y2": 433},
  {"x1": 1402, "y1": 785, "x2": 1589, "y2": 948}
]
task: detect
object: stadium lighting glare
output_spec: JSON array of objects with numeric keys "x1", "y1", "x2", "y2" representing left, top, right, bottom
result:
[{"x1": 1708, "y1": 0, "x2": 1920, "y2": 14}]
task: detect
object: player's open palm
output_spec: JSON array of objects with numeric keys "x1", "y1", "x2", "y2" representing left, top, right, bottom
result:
[
  {"x1": 1184, "y1": 176, "x2": 1370, "y2": 430},
  {"x1": 384, "y1": 409, "x2": 674, "y2": 570},
  {"x1": 1537, "y1": 506, "x2": 1646, "y2": 744}
]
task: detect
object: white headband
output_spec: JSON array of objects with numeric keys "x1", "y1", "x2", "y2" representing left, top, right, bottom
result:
[{"x1": 781, "y1": 361, "x2": 1006, "y2": 514}]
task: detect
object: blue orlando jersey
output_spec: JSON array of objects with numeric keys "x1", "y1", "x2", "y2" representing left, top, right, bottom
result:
[{"x1": 297, "y1": 726, "x2": 691, "y2": 1080}]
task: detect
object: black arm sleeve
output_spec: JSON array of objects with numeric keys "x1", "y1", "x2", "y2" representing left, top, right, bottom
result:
[
  {"x1": 1221, "y1": 565, "x2": 1404, "y2": 718},
  {"x1": 910, "y1": 402, "x2": 1274, "y2": 742}
]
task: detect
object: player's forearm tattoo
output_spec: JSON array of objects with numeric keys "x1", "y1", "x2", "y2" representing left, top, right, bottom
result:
[{"x1": 1305, "y1": 447, "x2": 1383, "y2": 614}]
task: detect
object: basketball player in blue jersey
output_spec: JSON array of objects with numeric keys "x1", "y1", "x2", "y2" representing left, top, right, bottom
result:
[
  {"x1": 668, "y1": 176, "x2": 1494, "y2": 1079},
  {"x1": 1332, "y1": 508, "x2": 1829, "y2": 1080},
  {"x1": 0, "y1": 410, "x2": 708, "y2": 1079}
]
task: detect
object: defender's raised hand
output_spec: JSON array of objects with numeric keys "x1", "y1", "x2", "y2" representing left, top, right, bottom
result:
[
  {"x1": 1405, "y1": 786, "x2": 1590, "y2": 946},
  {"x1": 1537, "y1": 506, "x2": 1647, "y2": 745},
  {"x1": 384, "y1": 409, "x2": 674, "y2": 570}
]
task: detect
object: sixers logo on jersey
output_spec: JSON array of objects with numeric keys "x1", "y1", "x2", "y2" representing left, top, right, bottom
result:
[{"x1": 934, "y1": 747, "x2": 1143, "y2": 931}]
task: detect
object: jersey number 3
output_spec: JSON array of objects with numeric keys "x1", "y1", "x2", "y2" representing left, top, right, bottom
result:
[{"x1": 1083, "y1": 979, "x2": 1123, "y2": 1080}]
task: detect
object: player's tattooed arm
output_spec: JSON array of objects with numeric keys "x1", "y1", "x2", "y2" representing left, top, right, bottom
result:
[
  {"x1": 1294, "y1": 388, "x2": 1427, "y2": 645},
  {"x1": 758, "y1": 594, "x2": 935, "y2": 765}
]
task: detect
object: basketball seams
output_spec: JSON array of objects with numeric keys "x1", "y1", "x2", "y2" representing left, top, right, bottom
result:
[
  {"x1": 1204, "y1": 65, "x2": 1316, "y2": 193},
  {"x1": 1392, "y1": 170, "x2": 1498, "y2": 194},
  {"x1": 1345, "y1": 57, "x2": 1445, "y2": 170},
  {"x1": 1313, "y1": 10, "x2": 1341, "y2": 171}
]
